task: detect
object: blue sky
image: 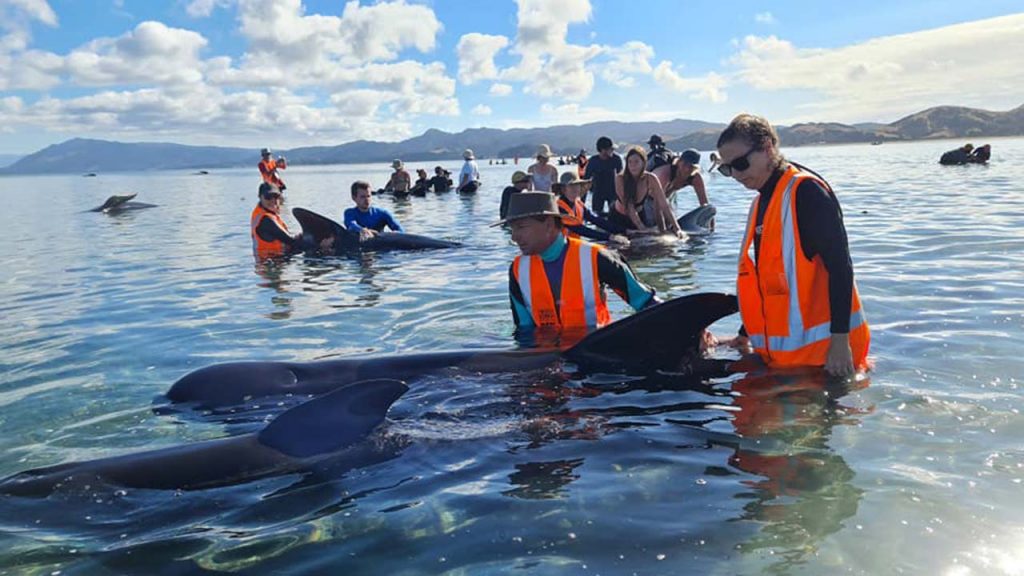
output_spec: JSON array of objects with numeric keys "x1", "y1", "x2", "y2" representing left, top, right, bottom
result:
[{"x1": 0, "y1": 0, "x2": 1021, "y2": 154}]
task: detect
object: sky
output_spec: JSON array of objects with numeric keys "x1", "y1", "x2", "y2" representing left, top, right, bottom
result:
[{"x1": 0, "y1": 0, "x2": 1021, "y2": 154}]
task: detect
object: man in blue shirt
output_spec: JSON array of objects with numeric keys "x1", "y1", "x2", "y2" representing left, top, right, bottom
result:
[{"x1": 344, "y1": 180, "x2": 405, "y2": 242}]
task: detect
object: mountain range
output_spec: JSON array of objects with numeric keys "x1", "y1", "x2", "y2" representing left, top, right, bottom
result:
[{"x1": 3, "y1": 103, "x2": 1021, "y2": 175}]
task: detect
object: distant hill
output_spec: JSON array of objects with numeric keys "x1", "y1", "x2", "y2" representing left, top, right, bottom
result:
[
  {"x1": 666, "y1": 103, "x2": 1024, "y2": 150},
  {"x1": 0, "y1": 154, "x2": 22, "y2": 168},
  {"x1": 3, "y1": 103, "x2": 1022, "y2": 175}
]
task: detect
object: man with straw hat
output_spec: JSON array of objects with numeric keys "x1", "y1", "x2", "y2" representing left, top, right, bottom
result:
[
  {"x1": 493, "y1": 192, "x2": 658, "y2": 339},
  {"x1": 556, "y1": 172, "x2": 629, "y2": 246},
  {"x1": 385, "y1": 159, "x2": 411, "y2": 194}
]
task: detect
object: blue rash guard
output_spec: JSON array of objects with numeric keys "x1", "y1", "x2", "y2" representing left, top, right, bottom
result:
[
  {"x1": 509, "y1": 234, "x2": 657, "y2": 329},
  {"x1": 343, "y1": 206, "x2": 404, "y2": 233}
]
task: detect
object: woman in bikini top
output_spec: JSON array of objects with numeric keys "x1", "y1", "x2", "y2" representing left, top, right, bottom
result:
[{"x1": 612, "y1": 146, "x2": 682, "y2": 235}]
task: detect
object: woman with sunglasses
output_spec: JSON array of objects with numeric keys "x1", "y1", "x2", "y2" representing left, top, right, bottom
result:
[
  {"x1": 610, "y1": 146, "x2": 682, "y2": 236},
  {"x1": 714, "y1": 113, "x2": 870, "y2": 377}
]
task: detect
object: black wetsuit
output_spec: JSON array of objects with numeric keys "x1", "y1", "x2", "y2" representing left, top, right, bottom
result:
[
  {"x1": 500, "y1": 186, "x2": 522, "y2": 219},
  {"x1": 429, "y1": 175, "x2": 452, "y2": 192},
  {"x1": 750, "y1": 164, "x2": 854, "y2": 333},
  {"x1": 255, "y1": 216, "x2": 300, "y2": 250}
]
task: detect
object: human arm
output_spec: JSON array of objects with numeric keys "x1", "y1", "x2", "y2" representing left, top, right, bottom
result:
[
  {"x1": 647, "y1": 174, "x2": 681, "y2": 234},
  {"x1": 382, "y1": 209, "x2": 404, "y2": 233},
  {"x1": 595, "y1": 248, "x2": 656, "y2": 311},
  {"x1": 691, "y1": 172, "x2": 709, "y2": 206},
  {"x1": 583, "y1": 206, "x2": 627, "y2": 235},
  {"x1": 615, "y1": 174, "x2": 649, "y2": 231},
  {"x1": 256, "y1": 216, "x2": 300, "y2": 246},
  {"x1": 795, "y1": 179, "x2": 855, "y2": 376},
  {"x1": 509, "y1": 263, "x2": 535, "y2": 329}
]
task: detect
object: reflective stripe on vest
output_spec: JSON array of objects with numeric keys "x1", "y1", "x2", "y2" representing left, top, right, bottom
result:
[
  {"x1": 736, "y1": 166, "x2": 869, "y2": 367},
  {"x1": 514, "y1": 237, "x2": 609, "y2": 329},
  {"x1": 557, "y1": 197, "x2": 585, "y2": 239}
]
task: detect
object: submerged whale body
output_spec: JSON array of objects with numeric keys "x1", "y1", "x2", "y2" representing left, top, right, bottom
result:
[
  {"x1": 677, "y1": 204, "x2": 716, "y2": 236},
  {"x1": 292, "y1": 207, "x2": 460, "y2": 254},
  {"x1": 0, "y1": 379, "x2": 408, "y2": 497},
  {"x1": 89, "y1": 193, "x2": 158, "y2": 213},
  {"x1": 167, "y1": 292, "x2": 739, "y2": 411}
]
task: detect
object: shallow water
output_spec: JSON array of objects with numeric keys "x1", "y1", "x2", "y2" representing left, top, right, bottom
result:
[{"x1": 0, "y1": 139, "x2": 1022, "y2": 575}]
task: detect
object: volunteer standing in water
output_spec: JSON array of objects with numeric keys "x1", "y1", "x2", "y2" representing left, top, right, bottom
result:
[
  {"x1": 713, "y1": 113, "x2": 870, "y2": 376},
  {"x1": 458, "y1": 149, "x2": 480, "y2": 192},
  {"x1": 528, "y1": 144, "x2": 559, "y2": 192},
  {"x1": 258, "y1": 148, "x2": 286, "y2": 190},
  {"x1": 251, "y1": 183, "x2": 301, "y2": 258},
  {"x1": 344, "y1": 181, "x2": 405, "y2": 242},
  {"x1": 610, "y1": 146, "x2": 681, "y2": 236},
  {"x1": 495, "y1": 193, "x2": 657, "y2": 340}
]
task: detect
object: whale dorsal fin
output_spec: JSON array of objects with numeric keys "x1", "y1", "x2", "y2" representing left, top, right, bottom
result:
[
  {"x1": 677, "y1": 204, "x2": 716, "y2": 235},
  {"x1": 563, "y1": 292, "x2": 738, "y2": 372},
  {"x1": 91, "y1": 193, "x2": 138, "y2": 212},
  {"x1": 258, "y1": 379, "x2": 408, "y2": 458}
]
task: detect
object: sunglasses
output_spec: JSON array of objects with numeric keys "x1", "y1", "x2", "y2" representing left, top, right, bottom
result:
[{"x1": 717, "y1": 147, "x2": 758, "y2": 177}]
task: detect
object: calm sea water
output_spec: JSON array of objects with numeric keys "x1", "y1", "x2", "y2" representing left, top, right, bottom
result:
[{"x1": 0, "y1": 138, "x2": 1022, "y2": 575}]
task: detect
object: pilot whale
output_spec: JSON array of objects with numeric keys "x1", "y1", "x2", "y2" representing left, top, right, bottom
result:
[
  {"x1": 166, "y1": 292, "x2": 739, "y2": 411},
  {"x1": 0, "y1": 379, "x2": 407, "y2": 497},
  {"x1": 292, "y1": 207, "x2": 460, "y2": 254},
  {"x1": 89, "y1": 193, "x2": 158, "y2": 213}
]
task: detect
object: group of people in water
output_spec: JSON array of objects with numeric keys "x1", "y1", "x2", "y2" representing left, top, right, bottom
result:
[{"x1": 250, "y1": 113, "x2": 871, "y2": 378}]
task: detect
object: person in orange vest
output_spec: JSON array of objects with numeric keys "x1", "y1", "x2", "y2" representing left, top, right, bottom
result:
[
  {"x1": 258, "y1": 148, "x2": 286, "y2": 190},
  {"x1": 713, "y1": 113, "x2": 870, "y2": 376},
  {"x1": 555, "y1": 172, "x2": 629, "y2": 247},
  {"x1": 251, "y1": 183, "x2": 302, "y2": 258},
  {"x1": 493, "y1": 192, "x2": 658, "y2": 342}
]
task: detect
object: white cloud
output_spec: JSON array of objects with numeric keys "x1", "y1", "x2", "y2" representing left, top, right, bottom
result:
[
  {"x1": 489, "y1": 83, "x2": 513, "y2": 96},
  {"x1": 2, "y1": 0, "x2": 57, "y2": 26},
  {"x1": 186, "y1": 0, "x2": 234, "y2": 18},
  {"x1": 754, "y1": 12, "x2": 775, "y2": 24},
  {"x1": 600, "y1": 41, "x2": 653, "y2": 88},
  {"x1": 66, "y1": 21, "x2": 208, "y2": 86},
  {"x1": 456, "y1": 32, "x2": 508, "y2": 84},
  {"x1": 727, "y1": 13, "x2": 1024, "y2": 122},
  {"x1": 471, "y1": 104, "x2": 492, "y2": 116},
  {"x1": 653, "y1": 61, "x2": 728, "y2": 103}
]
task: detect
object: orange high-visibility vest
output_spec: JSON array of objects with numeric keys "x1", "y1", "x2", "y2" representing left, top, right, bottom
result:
[
  {"x1": 736, "y1": 165, "x2": 870, "y2": 368},
  {"x1": 557, "y1": 196, "x2": 585, "y2": 239},
  {"x1": 512, "y1": 237, "x2": 611, "y2": 329},
  {"x1": 250, "y1": 203, "x2": 291, "y2": 257},
  {"x1": 259, "y1": 159, "x2": 284, "y2": 188}
]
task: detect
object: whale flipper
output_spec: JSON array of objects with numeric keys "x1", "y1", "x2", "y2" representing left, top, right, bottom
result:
[
  {"x1": 563, "y1": 292, "x2": 738, "y2": 372},
  {"x1": 677, "y1": 204, "x2": 716, "y2": 236},
  {"x1": 259, "y1": 379, "x2": 408, "y2": 457}
]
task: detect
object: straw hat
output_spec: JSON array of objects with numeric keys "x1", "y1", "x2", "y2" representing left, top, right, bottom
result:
[
  {"x1": 490, "y1": 192, "x2": 561, "y2": 227},
  {"x1": 559, "y1": 172, "x2": 591, "y2": 186},
  {"x1": 463, "y1": 149, "x2": 475, "y2": 160},
  {"x1": 392, "y1": 158, "x2": 403, "y2": 169},
  {"x1": 536, "y1": 144, "x2": 553, "y2": 159}
]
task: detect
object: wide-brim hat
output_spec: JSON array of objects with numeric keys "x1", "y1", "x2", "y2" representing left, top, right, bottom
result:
[
  {"x1": 559, "y1": 171, "x2": 591, "y2": 187},
  {"x1": 490, "y1": 192, "x2": 562, "y2": 227},
  {"x1": 463, "y1": 148, "x2": 475, "y2": 159},
  {"x1": 392, "y1": 158, "x2": 403, "y2": 168},
  {"x1": 536, "y1": 144, "x2": 553, "y2": 159}
]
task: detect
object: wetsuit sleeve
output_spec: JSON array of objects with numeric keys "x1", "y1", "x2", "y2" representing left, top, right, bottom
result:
[
  {"x1": 256, "y1": 216, "x2": 298, "y2": 245},
  {"x1": 583, "y1": 159, "x2": 595, "y2": 180},
  {"x1": 595, "y1": 248, "x2": 656, "y2": 311},
  {"x1": 343, "y1": 208, "x2": 363, "y2": 231},
  {"x1": 499, "y1": 187, "x2": 513, "y2": 219},
  {"x1": 566, "y1": 223, "x2": 611, "y2": 242},
  {"x1": 583, "y1": 206, "x2": 626, "y2": 234},
  {"x1": 383, "y1": 209, "x2": 404, "y2": 233},
  {"x1": 508, "y1": 263, "x2": 534, "y2": 328},
  {"x1": 795, "y1": 179, "x2": 853, "y2": 333}
]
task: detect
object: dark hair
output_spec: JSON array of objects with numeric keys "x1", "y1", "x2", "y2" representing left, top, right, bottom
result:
[
  {"x1": 596, "y1": 136, "x2": 613, "y2": 151},
  {"x1": 350, "y1": 180, "x2": 371, "y2": 198},
  {"x1": 717, "y1": 113, "x2": 780, "y2": 151},
  {"x1": 622, "y1": 146, "x2": 647, "y2": 204}
]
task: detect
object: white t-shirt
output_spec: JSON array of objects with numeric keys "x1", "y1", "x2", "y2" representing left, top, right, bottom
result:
[{"x1": 459, "y1": 160, "x2": 479, "y2": 186}]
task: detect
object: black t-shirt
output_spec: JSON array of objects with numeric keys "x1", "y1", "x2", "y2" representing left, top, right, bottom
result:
[
  {"x1": 584, "y1": 153, "x2": 623, "y2": 200},
  {"x1": 429, "y1": 175, "x2": 451, "y2": 192}
]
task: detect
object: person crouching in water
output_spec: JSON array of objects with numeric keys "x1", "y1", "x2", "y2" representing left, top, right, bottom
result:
[
  {"x1": 556, "y1": 172, "x2": 629, "y2": 248},
  {"x1": 495, "y1": 192, "x2": 658, "y2": 345},
  {"x1": 251, "y1": 183, "x2": 303, "y2": 258},
  {"x1": 610, "y1": 146, "x2": 682, "y2": 236},
  {"x1": 344, "y1": 180, "x2": 405, "y2": 242}
]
